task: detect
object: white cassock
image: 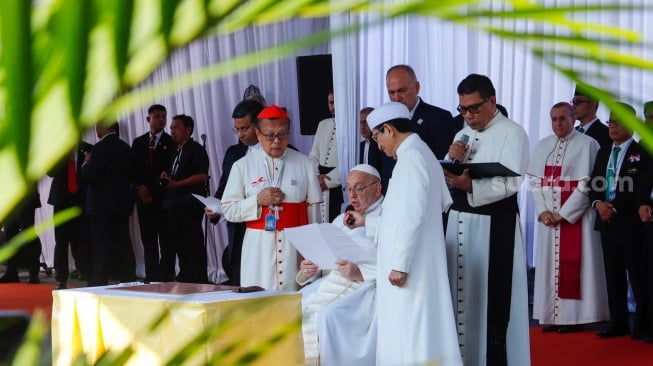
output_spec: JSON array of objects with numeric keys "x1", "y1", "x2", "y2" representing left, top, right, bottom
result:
[
  {"x1": 309, "y1": 117, "x2": 341, "y2": 221},
  {"x1": 221, "y1": 148, "x2": 322, "y2": 290},
  {"x1": 528, "y1": 131, "x2": 609, "y2": 325},
  {"x1": 370, "y1": 134, "x2": 461, "y2": 366},
  {"x1": 444, "y1": 112, "x2": 531, "y2": 365},
  {"x1": 299, "y1": 198, "x2": 382, "y2": 366}
]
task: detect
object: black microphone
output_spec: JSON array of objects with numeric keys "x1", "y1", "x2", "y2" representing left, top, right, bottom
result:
[
  {"x1": 345, "y1": 204, "x2": 355, "y2": 226},
  {"x1": 452, "y1": 134, "x2": 469, "y2": 163},
  {"x1": 201, "y1": 133, "x2": 207, "y2": 143}
]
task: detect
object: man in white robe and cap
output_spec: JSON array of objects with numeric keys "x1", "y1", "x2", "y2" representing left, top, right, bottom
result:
[
  {"x1": 221, "y1": 105, "x2": 322, "y2": 290},
  {"x1": 444, "y1": 74, "x2": 530, "y2": 365},
  {"x1": 296, "y1": 164, "x2": 382, "y2": 366},
  {"x1": 529, "y1": 102, "x2": 608, "y2": 333},
  {"x1": 349, "y1": 102, "x2": 461, "y2": 366}
]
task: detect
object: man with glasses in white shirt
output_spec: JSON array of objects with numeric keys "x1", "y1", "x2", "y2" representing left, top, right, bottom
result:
[{"x1": 444, "y1": 74, "x2": 531, "y2": 365}]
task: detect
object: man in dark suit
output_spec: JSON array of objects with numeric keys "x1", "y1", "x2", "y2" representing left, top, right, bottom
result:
[
  {"x1": 206, "y1": 99, "x2": 263, "y2": 286},
  {"x1": 131, "y1": 104, "x2": 175, "y2": 282},
  {"x1": 358, "y1": 107, "x2": 382, "y2": 174},
  {"x1": 162, "y1": 114, "x2": 209, "y2": 283},
  {"x1": 573, "y1": 87, "x2": 611, "y2": 147},
  {"x1": 382, "y1": 65, "x2": 458, "y2": 191},
  {"x1": 47, "y1": 141, "x2": 93, "y2": 289},
  {"x1": 589, "y1": 103, "x2": 648, "y2": 338},
  {"x1": 0, "y1": 189, "x2": 42, "y2": 284},
  {"x1": 638, "y1": 133, "x2": 653, "y2": 344},
  {"x1": 82, "y1": 122, "x2": 135, "y2": 286}
]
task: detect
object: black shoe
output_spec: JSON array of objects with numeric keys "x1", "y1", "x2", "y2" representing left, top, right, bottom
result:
[
  {"x1": 0, "y1": 273, "x2": 20, "y2": 283},
  {"x1": 541, "y1": 325, "x2": 558, "y2": 333},
  {"x1": 69, "y1": 270, "x2": 79, "y2": 279},
  {"x1": 55, "y1": 281, "x2": 67, "y2": 290},
  {"x1": 28, "y1": 276, "x2": 40, "y2": 284},
  {"x1": 644, "y1": 335, "x2": 653, "y2": 344},
  {"x1": 597, "y1": 325, "x2": 629, "y2": 338},
  {"x1": 631, "y1": 328, "x2": 645, "y2": 340},
  {"x1": 558, "y1": 324, "x2": 583, "y2": 333}
]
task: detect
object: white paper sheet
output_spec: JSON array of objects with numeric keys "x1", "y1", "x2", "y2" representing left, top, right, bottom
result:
[
  {"x1": 285, "y1": 223, "x2": 373, "y2": 269},
  {"x1": 192, "y1": 194, "x2": 225, "y2": 222}
]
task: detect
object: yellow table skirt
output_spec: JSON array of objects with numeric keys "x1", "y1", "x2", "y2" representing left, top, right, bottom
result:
[{"x1": 52, "y1": 285, "x2": 304, "y2": 365}]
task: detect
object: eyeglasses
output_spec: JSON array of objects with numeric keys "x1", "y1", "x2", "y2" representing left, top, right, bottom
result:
[
  {"x1": 233, "y1": 125, "x2": 252, "y2": 134},
  {"x1": 259, "y1": 132, "x2": 290, "y2": 141},
  {"x1": 571, "y1": 99, "x2": 591, "y2": 105},
  {"x1": 371, "y1": 125, "x2": 385, "y2": 142},
  {"x1": 347, "y1": 182, "x2": 377, "y2": 195},
  {"x1": 457, "y1": 99, "x2": 489, "y2": 115}
]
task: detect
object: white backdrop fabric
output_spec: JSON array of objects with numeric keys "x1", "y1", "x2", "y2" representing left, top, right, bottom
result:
[{"x1": 33, "y1": 2, "x2": 653, "y2": 282}]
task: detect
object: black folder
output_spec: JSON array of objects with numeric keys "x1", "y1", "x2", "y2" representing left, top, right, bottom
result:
[{"x1": 439, "y1": 161, "x2": 520, "y2": 179}]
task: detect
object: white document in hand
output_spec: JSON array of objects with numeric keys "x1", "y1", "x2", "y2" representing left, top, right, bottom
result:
[
  {"x1": 286, "y1": 223, "x2": 373, "y2": 269},
  {"x1": 192, "y1": 194, "x2": 225, "y2": 222}
]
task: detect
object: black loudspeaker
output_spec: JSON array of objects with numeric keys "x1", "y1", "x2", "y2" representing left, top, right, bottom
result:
[{"x1": 296, "y1": 54, "x2": 333, "y2": 135}]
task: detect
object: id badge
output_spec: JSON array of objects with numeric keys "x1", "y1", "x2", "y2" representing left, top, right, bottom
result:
[{"x1": 265, "y1": 213, "x2": 277, "y2": 231}]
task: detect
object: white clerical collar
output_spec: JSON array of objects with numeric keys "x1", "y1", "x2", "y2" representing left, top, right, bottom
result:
[
  {"x1": 408, "y1": 98, "x2": 421, "y2": 119},
  {"x1": 559, "y1": 130, "x2": 575, "y2": 142},
  {"x1": 247, "y1": 143, "x2": 261, "y2": 154},
  {"x1": 364, "y1": 197, "x2": 384, "y2": 215},
  {"x1": 478, "y1": 108, "x2": 501, "y2": 132},
  {"x1": 261, "y1": 148, "x2": 287, "y2": 161}
]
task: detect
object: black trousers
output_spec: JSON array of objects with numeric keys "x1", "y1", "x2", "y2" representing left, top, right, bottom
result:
[
  {"x1": 600, "y1": 227, "x2": 646, "y2": 331},
  {"x1": 136, "y1": 199, "x2": 171, "y2": 282},
  {"x1": 644, "y1": 224, "x2": 653, "y2": 336},
  {"x1": 53, "y1": 205, "x2": 91, "y2": 282},
  {"x1": 2, "y1": 207, "x2": 41, "y2": 279},
  {"x1": 166, "y1": 197, "x2": 207, "y2": 284},
  {"x1": 88, "y1": 214, "x2": 135, "y2": 286},
  {"x1": 222, "y1": 221, "x2": 246, "y2": 286}
]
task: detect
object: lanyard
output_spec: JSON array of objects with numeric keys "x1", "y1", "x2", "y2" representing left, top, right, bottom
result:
[{"x1": 171, "y1": 148, "x2": 182, "y2": 175}]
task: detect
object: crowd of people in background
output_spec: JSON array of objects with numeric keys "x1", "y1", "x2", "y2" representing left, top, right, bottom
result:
[{"x1": 3, "y1": 65, "x2": 653, "y2": 365}]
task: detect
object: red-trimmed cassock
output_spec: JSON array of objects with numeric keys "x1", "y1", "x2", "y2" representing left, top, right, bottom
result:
[{"x1": 529, "y1": 130, "x2": 609, "y2": 326}]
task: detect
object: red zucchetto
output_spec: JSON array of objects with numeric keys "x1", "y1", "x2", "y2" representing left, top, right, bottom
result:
[{"x1": 257, "y1": 104, "x2": 289, "y2": 120}]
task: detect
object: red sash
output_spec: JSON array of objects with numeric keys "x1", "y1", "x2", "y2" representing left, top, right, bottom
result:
[
  {"x1": 543, "y1": 166, "x2": 581, "y2": 299},
  {"x1": 246, "y1": 202, "x2": 308, "y2": 230}
]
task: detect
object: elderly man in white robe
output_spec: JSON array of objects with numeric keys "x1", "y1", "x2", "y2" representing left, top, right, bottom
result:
[
  {"x1": 529, "y1": 102, "x2": 608, "y2": 333},
  {"x1": 221, "y1": 105, "x2": 322, "y2": 291},
  {"x1": 444, "y1": 74, "x2": 530, "y2": 365},
  {"x1": 296, "y1": 164, "x2": 382, "y2": 366},
  {"x1": 349, "y1": 102, "x2": 461, "y2": 366}
]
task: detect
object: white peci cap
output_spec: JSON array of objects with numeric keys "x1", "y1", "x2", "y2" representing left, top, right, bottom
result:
[{"x1": 366, "y1": 102, "x2": 410, "y2": 129}]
